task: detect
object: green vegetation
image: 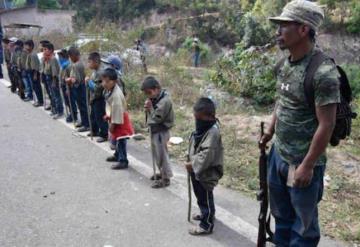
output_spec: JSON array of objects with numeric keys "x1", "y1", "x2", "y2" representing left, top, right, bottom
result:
[{"x1": 211, "y1": 44, "x2": 277, "y2": 105}]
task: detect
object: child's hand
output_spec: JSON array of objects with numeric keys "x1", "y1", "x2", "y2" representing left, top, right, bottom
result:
[
  {"x1": 103, "y1": 115, "x2": 110, "y2": 121},
  {"x1": 185, "y1": 162, "x2": 193, "y2": 173},
  {"x1": 109, "y1": 124, "x2": 115, "y2": 134},
  {"x1": 65, "y1": 78, "x2": 72, "y2": 84},
  {"x1": 144, "y1": 99, "x2": 152, "y2": 111}
]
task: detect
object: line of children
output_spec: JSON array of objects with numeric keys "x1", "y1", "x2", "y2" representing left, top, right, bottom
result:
[{"x1": 2, "y1": 38, "x2": 224, "y2": 236}]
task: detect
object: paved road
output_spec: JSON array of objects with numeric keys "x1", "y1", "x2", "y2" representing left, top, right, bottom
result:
[{"x1": 0, "y1": 83, "x2": 255, "y2": 247}]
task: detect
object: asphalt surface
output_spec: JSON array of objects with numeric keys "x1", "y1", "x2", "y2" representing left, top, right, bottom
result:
[{"x1": 0, "y1": 82, "x2": 255, "y2": 247}]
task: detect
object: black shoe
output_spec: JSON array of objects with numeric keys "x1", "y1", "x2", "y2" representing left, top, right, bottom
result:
[
  {"x1": 75, "y1": 122, "x2": 82, "y2": 128},
  {"x1": 45, "y1": 106, "x2": 51, "y2": 111},
  {"x1": 111, "y1": 162, "x2": 128, "y2": 170},
  {"x1": 106, "y1": 156, "x2": 117, "y2": 162},
  {"x1": 66, "y1": 116, "x2": 73, "y2": 123},
  {"x1": 23, "y1": 98, "x2": 32, "y2": 102},
  {"x1": 87, "y1": 132, "x2": 99, "y2": 137},
  {"x1": 77, "y1": 126, "x2": 90, "y2": 132},
  {"x1": 96, "y1": 136, "x2": 108, "y2": 143},
  {"x1": 53, "y1": 113, "x2": 64, "y2": 120},
  {"x1": 33, "y1": 102, "x2": 43, "y2": 107}
]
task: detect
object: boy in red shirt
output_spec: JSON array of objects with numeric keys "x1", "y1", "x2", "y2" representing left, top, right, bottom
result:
[{"x1": 102, "y1": 68, "x2": 134, "y2": 170}]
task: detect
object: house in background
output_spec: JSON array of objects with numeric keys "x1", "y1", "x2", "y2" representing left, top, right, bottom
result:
[{"x1": 0, "y1": 1, "x2": 75, "y2": 36}]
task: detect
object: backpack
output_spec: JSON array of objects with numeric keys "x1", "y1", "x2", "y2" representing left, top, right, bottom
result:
[{"x1": 274, "y1": 51, "x2": 357, "y2": 146}]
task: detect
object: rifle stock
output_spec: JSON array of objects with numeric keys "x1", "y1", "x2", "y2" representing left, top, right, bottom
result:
[{"x1": 257, "y1": 122, "x2": 273, "y2": 247}]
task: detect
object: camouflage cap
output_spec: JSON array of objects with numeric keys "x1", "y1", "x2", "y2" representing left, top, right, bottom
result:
[{"x1": 269, "y1": 0, "x2": 324, "y2": 31}]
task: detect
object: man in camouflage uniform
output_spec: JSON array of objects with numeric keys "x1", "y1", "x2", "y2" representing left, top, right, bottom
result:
[{"x1": 260, "y1": 1, "x2": 340, "y2": 246}]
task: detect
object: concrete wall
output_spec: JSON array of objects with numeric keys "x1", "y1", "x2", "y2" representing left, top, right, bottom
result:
[{"x1": 0, "y1": 7, "x2": 75, "y2": 36}]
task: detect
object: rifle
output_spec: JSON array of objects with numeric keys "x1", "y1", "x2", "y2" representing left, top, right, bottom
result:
[
  {"x1": 146, "y1": 111, "x2": 157, "y2": 181},
  {"x1": 186, "y1": 136, "x2": 192, "y2": 222},
  {"x1": 85, "y1": 83, "x2": 93, "y2": 140},
  {"x1": 257, "y1": 122, "x2": 274, "y2": 247}
]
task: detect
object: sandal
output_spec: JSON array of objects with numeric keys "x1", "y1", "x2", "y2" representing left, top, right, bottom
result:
[
  {"x1": 188, "y1": 225, "x2": 212, "y2": 236},
  {"x1": 151, "y1": 179, "x2": 170, "y2": 189}
]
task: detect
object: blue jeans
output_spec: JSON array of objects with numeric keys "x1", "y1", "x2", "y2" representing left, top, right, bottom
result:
[
  {"x1": 42, "y1": 74, "x2": 53, "y2": 108},
  {"x1": 90, "y1": 98, "x2": 108, "y2": 138},
  {"x1": 193, "y1": 52, "x2": 200, "y2": 67},
  {"x1": 45, "y1": 75, "x2": 63, "y2": 114},
  {"x1": 268, "y1": 146, "x2": 325, "y2": 247},
  {"x1": 73, "y1": 83, "x2": 89, "y2": 128},
  {"x1": 26, "y1": 71, "x2": 43, "y2": 104},
  {"x1": 22, "y1": 71, "x2": 33, "y2": 100},
  {"x1": 114, "y1": 139, "x2": 128, "y2": 164},
  {"x1": 191, "y1": 172, "x2": 215, "y2": 231}
]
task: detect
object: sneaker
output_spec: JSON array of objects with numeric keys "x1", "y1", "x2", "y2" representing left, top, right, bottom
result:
[
  {"x1": 75, "y1": 122, "x2": 82, "y2": 128},
  {"x1": 106, "y1": 156, "x2": 117, "y2": 162},
  {"x1": 53, "y1": 113, "x2": 64, "y2": 120},
  {"x1": 87, "y1": 132, "x2": 99, "y2": 137},
  {"x1": 111, "y1": 162, "x2": 128, "y2": 170},
  {"x1": 23, "y1": 98, "x2": 31, "y2": 102},
  {"x1": 33, "y1": 102, "x2": 43, "y2": 107},
  {"x1": 45, "y1": 106, "x2": 51, "y2": 111},
  {"x1": 77, "y1": 126, "x2": 90, "y2": 132},
  {"x1": 188, "y1": 226, "x2": 212, "y2": 236},
  {"x1": 151, "y1": 179, "x2": 170, "y2": 189},
  {"x1": 110, "y1": 143, "x2": 116, "y2": 150},
  {"x1": 96, "y1": 136, "x2": 107, "y2": 143},
  {"x1": 49, "y1": 112, "x2": 57, "y2": 117},
  {"x1": 66, "y1": 116, "x2": 73, "y2": 123}
]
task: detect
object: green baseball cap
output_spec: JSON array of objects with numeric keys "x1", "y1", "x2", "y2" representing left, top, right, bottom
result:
[{"x1": 269, "y1": 0, "x2": 324, "y2": 31}]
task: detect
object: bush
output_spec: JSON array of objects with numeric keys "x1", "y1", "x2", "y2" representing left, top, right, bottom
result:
[
  {"x1": 342, "y1": 64, "x2": 360, "y2": 99},
  {"x1": 211, "y1": 44, "x2": 277, "y2": 105},
  {"x1": 347, "y1": 1, "x2": 360, "y2": 33}
]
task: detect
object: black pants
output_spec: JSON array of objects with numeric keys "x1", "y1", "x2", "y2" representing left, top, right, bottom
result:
[
  {"x1": 7, "y1": 65, "x2": 16, "y2": 93},
  {"x1": 191, "y1": 172, "x2": 215, "y2": 231},
  {"x1": 90, "y1": 98, "x2": 108, "y2": 138}
]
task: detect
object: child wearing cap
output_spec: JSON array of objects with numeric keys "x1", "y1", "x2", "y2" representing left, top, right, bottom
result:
[
  {"x1": 66, "y1": 46, "x2": 90, "y2": 131},
  {"x1": 42, "y1": 42, "x2": 64, "y2": 119},
  {"x1": 103, "y1": 68, "x2": 134, "y2": 170},
  {"x1": 142, "y1": 76, "x2": 174, "y2": 188},
  {"x1": 24, "y1": 39, "x2": 43, "y2": 106},
  {"x1": 185, "y1": 97, "x2": 223, "y2": 235},
  {"x1": 102, "y1": 55, "x2": 126, "y2": 95},
  {"x1": 85, "y1": 52, "x2": 108, "y2": 142}
]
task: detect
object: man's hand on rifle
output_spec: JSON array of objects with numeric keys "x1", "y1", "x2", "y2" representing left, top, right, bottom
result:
[{"x1": 259, "y1": 130, "x2": 273, "y2": 149}]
